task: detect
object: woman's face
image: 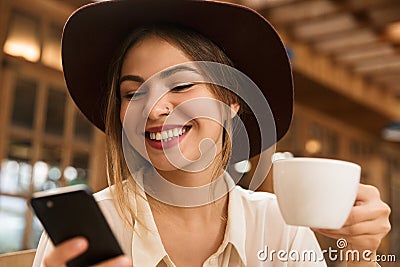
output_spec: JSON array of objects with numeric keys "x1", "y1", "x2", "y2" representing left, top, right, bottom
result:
[{"x1": 119, "y1": 36, "x2": 238, "y2": 172}]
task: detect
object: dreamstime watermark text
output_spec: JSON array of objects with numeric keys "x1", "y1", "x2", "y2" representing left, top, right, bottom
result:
[{"x1": 257, "y1": 238, "x2": 397, "y2": 263}]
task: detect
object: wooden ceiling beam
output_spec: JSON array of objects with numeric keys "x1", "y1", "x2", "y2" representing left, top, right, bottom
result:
[
  {"x1": 266, "y1": 0, "x2": 339, "y2": 26},
  {"x1": 353, "y1": 56, "x2": 400, "y2": 74},
  {"x1": 240, "y1": 0, "x2": 298, "y2": 10},
  {"x1": 281, "y1": 32, "x2": 400, "y2": 120},
  {"x1": 334, "y1": 43, "x2": 395, "y2": 64},
  {"x1": 381, "y1": 81, "x2": 400, "y2": 96},
  {"x1": 313, "y1": 28, "x2": 378, "y2": 53},
  {"x1": 60, "y1": 0, "x2": 91, "y2": 9},
  {"x1": 292, "y1": 13, "x2": 358, "y2": 41},
  {"x1": 341, "y1": 0, "x2": 398, "y2": 11},
  {"x1": 371, "y1": 73, "x2": 400, "y2": 84},
  {"x1": 260, "y1": 0, "x2": 400, "y2": 125}
]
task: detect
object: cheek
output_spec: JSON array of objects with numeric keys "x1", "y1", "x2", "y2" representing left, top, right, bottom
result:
[
  {"x1": 178, "y1": 98, "x2": 224, "y2": 125},
  {"x1": 120, "y1": 111, "x2": 124, "y2": 125},
  {"x1": 120, "y1": 101, "x2": 128, "y2": 124},
  {"x1": 197, "y1": 119, "x2": 224, "y2": 142},
  {"x1": 121, "y1": 102, "x2": 149, "y2": 159}
]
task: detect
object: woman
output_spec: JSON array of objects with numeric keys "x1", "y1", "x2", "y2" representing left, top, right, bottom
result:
[{"x1": 33, "y1": 0, "x2": 390, "y2": 266}]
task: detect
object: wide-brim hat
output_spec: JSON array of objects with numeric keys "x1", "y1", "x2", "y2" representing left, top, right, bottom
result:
[{"x1": 62, "y1": 0, "x2": 293, "y2": 164}]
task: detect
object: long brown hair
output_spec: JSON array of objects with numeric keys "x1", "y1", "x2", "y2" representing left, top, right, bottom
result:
[{"x1": 105, "y1": 24, "x2": 240, "y2": 227}]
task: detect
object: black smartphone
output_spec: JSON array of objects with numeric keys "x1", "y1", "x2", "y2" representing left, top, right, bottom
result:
[{"x1": 30, "y1": 184, "x2": 124, "y2": 267}]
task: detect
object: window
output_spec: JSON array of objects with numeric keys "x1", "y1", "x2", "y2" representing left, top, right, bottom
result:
[
  {"x1": 326, "y1": 132, "x2": 339, "y2": 156},
  {"x1": 0, "y1": 2, "x2": 101, "y2": 254},
  {"x1": 74, "y1": 111, "x2": 93, "y2": 142},
  {"x1": 0, "y1": 195, "x2": 27, "y2": 252},
  {"x1": 4, "y1": 137, "x2": 33, "y2": 195},
  {"x1": 305, "y1": 123, "x2": 323, "y2": 155},
  {"x1": 11, "y1": 77, "x2": 37, "y2": 129},
  {"x1": 68, "y1": 152, "x2": 90, "y2": 185},
  {"x1": 45, "y1": 88, "x2": 66, "y2": 136},
  {"x1": 37, "y1": 144, "x2": 63, "y2": 191}
]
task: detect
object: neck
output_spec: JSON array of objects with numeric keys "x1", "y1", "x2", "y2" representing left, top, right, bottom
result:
[
  {"x1": 143, "y1": 163, "x2": 230, "y2": 222},
  {"x1": 142, "y1": 162, "x2": 231, "y2": 207},
  {"x1": 156, "y1": 166, "x2": 217, "y2": 187},
  {"x1": 148, "y1": 190, "x2": 229, "y2": 224}
]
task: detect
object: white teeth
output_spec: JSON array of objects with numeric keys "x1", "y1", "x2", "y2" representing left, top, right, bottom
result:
[{"x1": 148, "y1": 127, "x2": 189, "y2": 142}]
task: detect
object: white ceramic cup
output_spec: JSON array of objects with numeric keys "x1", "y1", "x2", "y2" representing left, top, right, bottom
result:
[{"x1": 273, "y1": 157, "x2": 361, "y2": 229}]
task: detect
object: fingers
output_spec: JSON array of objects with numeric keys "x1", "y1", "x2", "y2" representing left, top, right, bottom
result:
[
  {"x1": 316, "y1": 233, "x2": 383, "y2": 251},
  {"x1": 318, "y1": 220, "x2": 388, "y2": 236},
  {"x1": 92, "y1": 256, "x2": 132, "y2": 267},
  {"x1": 313, "y1": 184, "x2": 391, "y2": 252},
  {"x1": 342, "y1": 184, "x2": 390, "y2": 226},
  {"x1": 44, "y1": 238, "x2": 132, "y2": 267},
  {"x1": 354, "y1": 184, "x2": 380, "y2": 203},
  {"x1": 343, "y1": 200, "x2": 391, "y2": 226},
  {"x1": 44, "y1": 237, "x2": 88, "y2": 267},
  {"x1": 314, "y1": 213, "x2": 391, "y2": 251},
  {"x1": 313, "y1": 230, "x2": 384, "y2": 251}
]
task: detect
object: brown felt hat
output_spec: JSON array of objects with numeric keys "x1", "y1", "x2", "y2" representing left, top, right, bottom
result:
[{"x1": 62, "y1": 0, "x2": 293, "y2": 163}]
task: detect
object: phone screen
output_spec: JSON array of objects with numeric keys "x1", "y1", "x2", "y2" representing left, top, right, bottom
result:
[{"x1": 31, "y1": 185, "x2": 123, "y2": 267}]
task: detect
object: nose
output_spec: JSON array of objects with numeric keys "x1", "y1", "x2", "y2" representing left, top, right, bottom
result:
[{"x1": 144, "y1": 92, "x2": 173, "y2": 120}]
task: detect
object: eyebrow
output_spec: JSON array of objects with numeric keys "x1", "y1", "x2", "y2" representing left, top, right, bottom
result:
[
  {"x1": 119, "y1": 75, "x2": 144, "y2": 85},
  {"x1": 119, "y1": 65, "x2": 199, "y2": 87},
  {"x1": 159, "y1": 65, "x2": 199, "y2": 79}
]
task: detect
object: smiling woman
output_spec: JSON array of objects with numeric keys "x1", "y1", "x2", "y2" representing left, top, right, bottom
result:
[
  {"x1": 114, "y1": 28, "x2": 244, "y2": 214},
  {"x1": 112, "y1": 26, "x2": 242, "y2": 184},
  {"x1": 32, "y1": 0, "x2": 390, "y2": 267}
]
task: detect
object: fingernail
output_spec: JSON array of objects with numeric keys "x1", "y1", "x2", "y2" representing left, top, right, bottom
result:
[
  {"x1": 72, "y1": 238, "x2": 86, "y2": 250},
  {"x1": 115, "y1": 256, "x2": 131, "y2": 266}
]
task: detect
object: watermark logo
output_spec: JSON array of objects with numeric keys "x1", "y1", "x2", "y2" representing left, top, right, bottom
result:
[
  {"x1": 257, "y1": 238, "x2": 397, "y2": 263},
  {"x1": 336, "y1": 238, "x2": 347, "y2": 249}
]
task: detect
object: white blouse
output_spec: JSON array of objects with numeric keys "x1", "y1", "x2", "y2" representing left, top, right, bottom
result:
[{"x1": 32, "y1": 172, "x2": 327, "y2": 267}]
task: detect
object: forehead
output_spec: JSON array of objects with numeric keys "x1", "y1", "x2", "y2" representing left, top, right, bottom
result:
[{"x1": 120, "y1": 36, "x2": 192, "y2": 80}]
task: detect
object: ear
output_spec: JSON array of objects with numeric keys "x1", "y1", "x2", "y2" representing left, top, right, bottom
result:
[{"x1": 229, "y1": 102, "x2": 240, "y2": 118}]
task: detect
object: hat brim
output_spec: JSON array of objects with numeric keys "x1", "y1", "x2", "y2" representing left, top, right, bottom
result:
[{"x1": 62, "y1": 0, "x2": 293, "y2": 163}]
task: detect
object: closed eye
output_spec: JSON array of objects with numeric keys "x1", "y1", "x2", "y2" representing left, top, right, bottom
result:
[
  {"x1": 122, "y1": 91, "x2": 147, "y2": 101},
  {"x1": 170, "y1": 83, "x2": 194, "y2": 92}
]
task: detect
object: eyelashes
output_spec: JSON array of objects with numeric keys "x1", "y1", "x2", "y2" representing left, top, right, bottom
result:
[
  {"x1": 122, "y1": 83, "x2": 195, "y2": 100},
  {"x1": 170, "y1": 83, "x2": 194, "y2": 92}
]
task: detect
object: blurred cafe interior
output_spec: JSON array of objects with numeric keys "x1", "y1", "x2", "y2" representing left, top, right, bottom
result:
[{"x1": 0, "y1": 0, "x2": 399, "y2": 266}]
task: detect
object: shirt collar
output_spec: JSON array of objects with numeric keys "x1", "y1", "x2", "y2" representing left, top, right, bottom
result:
[
  {"x1": 224, "y1": 180, "x2": 248, "y2": 265},
  {"x1": 200, "y1": 173, "x2": 247, "y2": 265},
  {"x1": 130, "y1": 169, "x2": 247, "y2": 266},
  {"x1": 130, "y1": 169, "x2": 168, "y2": 267}
]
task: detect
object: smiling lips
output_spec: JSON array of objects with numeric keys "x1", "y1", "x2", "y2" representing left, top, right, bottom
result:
[{"x1": 145, "y1": 125, "x2": 191, "y2": 149}]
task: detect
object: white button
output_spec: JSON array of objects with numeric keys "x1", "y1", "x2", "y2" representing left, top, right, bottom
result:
[{"x1": 209, "y1": 256, "x2": 217, "y2": 265}]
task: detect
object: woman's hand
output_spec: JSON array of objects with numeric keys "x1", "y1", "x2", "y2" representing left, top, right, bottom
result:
[
  {"x1": 313, "y1": 184, "x2": 391, "y2": 265},
  {"x1": 43, "y1": 237, "x2": 132, "y2": 267}
]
